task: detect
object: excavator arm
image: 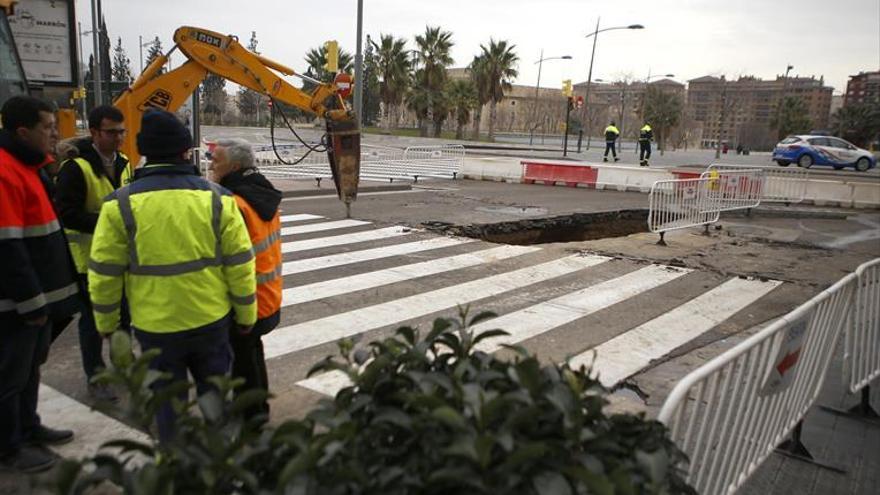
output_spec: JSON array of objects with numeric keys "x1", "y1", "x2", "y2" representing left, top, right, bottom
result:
[{"x1": 113, "y1": 26, "x2": 360, "y2": 211}]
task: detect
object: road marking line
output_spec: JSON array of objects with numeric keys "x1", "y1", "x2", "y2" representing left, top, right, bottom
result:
[
  {"x1": 281, "y1": 237, "x2": 472, "y2": 276},
  {"x1": 472, "y1": 264, "x2": 692, "y2": 354},
  {"x1": 280, "y1": 219, "x2": 371, "y2": 236},
  {"x1": 38, "y1": 384, "x2": 149, "y2": 459},
  {"x1": 264, "y1": 254, "x2": 610, "y2": 359},
  {"x1": 283, "y1": 245, "x2": 540, "y2": 306},
  {"x1": 281, "y1": 227, "x2": 412, "y2": 254},
  {"x1": 575, "y1": 277, "x2": 783, "y2": 387},
  {"x1": 298, "y1": 264, "x2": 690, "y2": 396},
  {"x1": 280, "y1": 214, "x2": 325, "y2": 223}
]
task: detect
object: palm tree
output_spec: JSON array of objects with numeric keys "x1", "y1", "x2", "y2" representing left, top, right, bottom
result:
[
  {"x1": 478, "y1": 39, "x2": 519, "y2": 141},
  {"x1": 469, "y1": 55, "x2": 492, "y2": 140},
  {"x1": 832, "y1": 104, "x2": 880, "y2": 148},
  {"x1": 770, "y1": 96, "x2": 812, "y2": 141},
  {"x1": 642, "y1": 87, "x2": 684, "y2": 153},
  {"x1": 413, "y1": 26, "x2": 454, "y2": 137},
  {"x1": 304, "y1": 45, "x2": 354, "y2": 90},
  {"x1": 406, "y1": 74, "x2": 431, "y2": 137},
  {"x1": 370, "y1": 34, "x2": 411, "y2": 132},
  {"x1": 446, "y1": 79, "x2": 477, "y2": 139}
]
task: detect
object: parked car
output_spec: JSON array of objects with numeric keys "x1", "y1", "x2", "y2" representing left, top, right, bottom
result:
[{"x1": 772, "y1": 135, "x2": 877, "y2": 171}]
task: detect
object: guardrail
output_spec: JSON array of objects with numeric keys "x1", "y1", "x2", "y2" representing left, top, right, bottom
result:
[
  {"x1": 648, "y1": 178, "x2": 720, "y2": 245},
  {"x1": 842, "y1": 258, "x2": 880, "y2": 417},
  {"x1": 706, "y1": 164, "x2": 808, "y2": 204},
  {"x1": 255, "y1": 144, "x2": 463, "y2": 183},
  {"x1": 658, "y1": 268, "x2": 859, "y2": 495}
]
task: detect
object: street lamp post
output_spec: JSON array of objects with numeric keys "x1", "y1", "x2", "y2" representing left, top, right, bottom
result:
[
  {"x1": 530, "y1": 50, "x2": 572, "y2": 145},
  {"x1": 139, "y1": 36, "x2": 159, "y2": 72},
  {"x1": 583, "y1": 20, "x2": 643, "y2": 150},
  {"x1": 777, "y1": 64, "x2": 793, "y2": 140}
]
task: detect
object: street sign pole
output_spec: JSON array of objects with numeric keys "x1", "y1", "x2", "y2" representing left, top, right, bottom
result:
[{"x1": 563, "y1": 97, "x2": 572, "y2": 157}]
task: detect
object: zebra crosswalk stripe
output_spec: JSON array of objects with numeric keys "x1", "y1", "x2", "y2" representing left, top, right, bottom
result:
[
  {"x1": 282, "y1": 245, "x2": 540, "y2": 306},
  {"x1": 263, "y1": 254, "x2": 610, "y2": 359},
  {"x1": 297, "y1": 263, "x2": 691, "y2": 396},
  {"x1": 280, "y1": 214, "x2": 324, "y2": 223},
  {"x1": 281, "y1": 237, "x2": 472, "y2": 276},
  {"x1": 576, "y1": 277, "x2": 783, "y2": 387},
  {"x1": 280, "y1": 219, "x2": 371, "y2": 236},
  {"x1": 281, "y1": 226, "x2": 411, "y2": 254}
]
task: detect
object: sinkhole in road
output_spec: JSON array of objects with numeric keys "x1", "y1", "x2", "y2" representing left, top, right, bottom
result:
[{"x1": 422, "y1": 209, "x2": 649, "y2": 245}]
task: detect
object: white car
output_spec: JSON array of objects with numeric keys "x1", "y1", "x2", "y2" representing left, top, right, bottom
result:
[{"x1": 772, "y1": 135, "x2": 876, "y2": 172}]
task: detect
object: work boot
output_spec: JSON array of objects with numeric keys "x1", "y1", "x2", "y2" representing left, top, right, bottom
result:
[
  {"x1": 25, "y1": 424, "x2": 74, "y2": 446},
  {"x1": 88, "y1": 382, "x2": 118, "y2": 403},
  {"x1": 0, "y1": 446, "x2": 56, "y2": 473},
  {"x1": 603, "y1": 157, "x2": 608, "y2": 162}
]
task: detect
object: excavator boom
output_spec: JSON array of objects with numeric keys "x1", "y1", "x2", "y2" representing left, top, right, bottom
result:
[{"x1": 112, "y1": 26, "x2": 359, "y2": 210}]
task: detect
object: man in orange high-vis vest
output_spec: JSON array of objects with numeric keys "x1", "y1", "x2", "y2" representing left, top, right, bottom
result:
[{"x1": 209, "y1": 138, "x2": 282, "y2": 420}]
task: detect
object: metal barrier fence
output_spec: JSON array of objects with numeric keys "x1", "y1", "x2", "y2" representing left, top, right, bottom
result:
[
  {"x1": 700, "y1": 168, "x2": 765, "y2": 213},
  {"x1": 706, "y1": 164, "x2": 808, "y2": 204},
  {"x1": 255, "y1": 144, "x2": 463, "y2": 182},
  {"x1": 648, "y1": 178, "x2": 720, "y2": 244},
  {"x1": 844, "y1": 258, "x2": 880, "y2": 399},
  {"x1": 657, "y1": 266, "x2": 862, "y2": 495}
]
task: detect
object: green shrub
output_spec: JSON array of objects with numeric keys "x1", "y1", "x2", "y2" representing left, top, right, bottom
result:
[{"x1": 50, "y1": 309, "x2": 695, "y2": 495}]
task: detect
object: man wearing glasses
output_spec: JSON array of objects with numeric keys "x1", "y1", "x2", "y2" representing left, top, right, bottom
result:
[{"x1": 54, "y1": 105, "x2": 131, "y2": 402}]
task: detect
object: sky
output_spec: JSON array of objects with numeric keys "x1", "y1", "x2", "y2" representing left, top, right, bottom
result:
[{"x1": 77, "y1": 0, "x2": 880, "y2": 94}]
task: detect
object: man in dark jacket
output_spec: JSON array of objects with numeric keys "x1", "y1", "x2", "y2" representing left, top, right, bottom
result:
[
  {"x1": 209, "y1": 138, "x2": 282, "y2": 420},
  {"x1": 54, "y1": 105, "x2": 131, "y2": 402},
  {"x1": 603, "y1": 121, "x2": 620, "y2": 162},
  {"x1": 0, "y1": 96, "x2": 80, "y2": 473}
]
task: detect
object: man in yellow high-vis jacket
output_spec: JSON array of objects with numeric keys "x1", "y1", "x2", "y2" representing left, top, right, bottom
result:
[
  {"x1": 88, "y1": 110, "x2": 256, "y2": 442},
  {"x1": 54, "y1": 105, "x2": 131, "y2": 402}
]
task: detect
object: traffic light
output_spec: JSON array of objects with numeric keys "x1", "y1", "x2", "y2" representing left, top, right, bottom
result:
[
  {"x1": 561, "y1": 79, "x2": 572, "y2": 97},
  {"x1": 324, "y1": 40, "x2": 339, "y2": 73}
]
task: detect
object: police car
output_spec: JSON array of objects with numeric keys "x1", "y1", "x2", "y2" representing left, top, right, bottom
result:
[{"x1": 772, "y1": 135, "x2": 876, "y2": 172}]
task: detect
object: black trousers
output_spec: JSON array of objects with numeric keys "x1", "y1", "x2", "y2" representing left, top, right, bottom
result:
[
  {"x1": 0, "y1": 319, "x2": 51, "y2": 454},
  {"x1": 639, "y1": 141, "x2": 652, "y2": 161},
  {"x1": 229, "y1": 311, "x2": 280, "y2": 420},
  {"x1": 136, "y1": 322, "x2": 232, "y2": 443},
  {"x1": 604, "y1": 141, "x2": 617, "y2": 158}
]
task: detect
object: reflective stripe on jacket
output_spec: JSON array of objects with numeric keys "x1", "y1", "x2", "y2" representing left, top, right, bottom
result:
[
  {"x1": 63, "y1": 158, "x2": 115, "y2": 274},
  {"x1": 235, "y1": 195, "x2": 282, "y2": 319},
  {"x1": 88, "y1": 163, "x2": 257, "y2": 334}
]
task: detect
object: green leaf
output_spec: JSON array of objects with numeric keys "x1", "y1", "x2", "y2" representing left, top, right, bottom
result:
[
  {"x1": 636, "y1": 449, "x2": 670, "y2": 484},
  {"x1": 564, "y1": 466, "x2": 615, "y2": 495},
  {"x1": 373, "y1": 408, "x2": 413, "y2": 430},
  {"x1": 101, "y1": 438, "x2": 156, "y2": 457},
  {"x1": 431, "y1": 406, "x2": 468, "y2": 431},
  {"x1": 467, "y1": 310, "x2": 498, "y2": 327},
  {"x1": 471, "y1": 328, "x2": 510, "y2": 346},
  {"x1": 443, "y1": 435, "x2": 478, "y2": 462},
  {"x1": 426, "y1": 317, "x2": 453, "y2": 343},
  {"x1": 396, "y1": 326, "x2": 417, "y2": 345},
  {"x1": 197, "y1": 390, "x2": 224, "y2": 423},
  {"x1": 229, "y1": 389, "x2": 271, "y2": 416},
  {"x1": 109, "y1": 331, "x2": 134, "y2": 369},
  {"x1": 532, "y1": 471, "x2": 572, "y2": 495},
  {"x1": 277, "y1": 451, "x2": 314, "y2": 487}
]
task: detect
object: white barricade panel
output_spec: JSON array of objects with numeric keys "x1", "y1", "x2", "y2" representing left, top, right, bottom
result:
[
  {"x1": 658, "y1": 273, "x2": 857, "y2": 495},
  {"x1": 700, "y1": 168, "x2": 765, "y2": 212},
  {"x1": 707, "y1": 164, "x2": 808, "y2": 204},
  {"x1": 845, "y1": 258, "x2": 880, "y2": 393},
  {"x1": 648, "y1": 178, "x2": 719, "y2": 234}
]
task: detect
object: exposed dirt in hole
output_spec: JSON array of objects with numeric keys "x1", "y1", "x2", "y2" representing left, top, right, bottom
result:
[{"x1": 422, "y1": 209, "x2": 649, "y2": 245}]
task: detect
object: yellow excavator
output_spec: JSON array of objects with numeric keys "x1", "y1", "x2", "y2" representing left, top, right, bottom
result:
[{"x1": 118, "y1": 26, "x2": 360, "y2": 214}]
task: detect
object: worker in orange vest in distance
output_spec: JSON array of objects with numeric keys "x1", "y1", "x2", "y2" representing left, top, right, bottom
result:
[{"x1": 209, "y1": 138, "x2": 282, "y2": 421}]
